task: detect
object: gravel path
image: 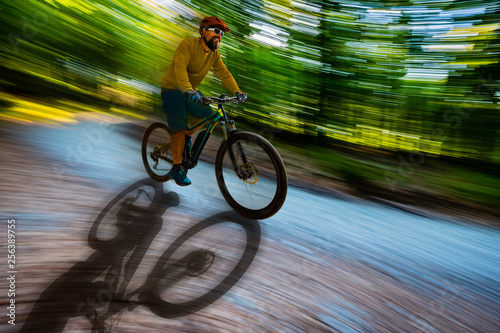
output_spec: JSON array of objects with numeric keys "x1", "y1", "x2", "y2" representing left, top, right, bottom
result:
[{"x1": 1, "y1": 115, "x2": 499, "y2": 333}]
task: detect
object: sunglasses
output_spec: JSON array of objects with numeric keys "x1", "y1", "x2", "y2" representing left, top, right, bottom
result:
[{"x1": 206, "y1": 27, "x2": 224, "y2": 37}]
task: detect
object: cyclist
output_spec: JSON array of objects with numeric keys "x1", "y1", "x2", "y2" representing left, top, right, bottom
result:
[{"x1": 161, "y1": 16, "x2": 248, "y2": 186}]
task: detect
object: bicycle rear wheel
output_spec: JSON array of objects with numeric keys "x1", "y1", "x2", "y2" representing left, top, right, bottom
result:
[
  {"x1": 142, "y1": 122, "x2": 173, "y2": 182},
  {"x1": 215, "y1": 131, "x2": 287, "y2": 219}
]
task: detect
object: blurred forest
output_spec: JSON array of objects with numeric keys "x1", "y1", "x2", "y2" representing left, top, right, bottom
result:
[{"x1": 1, "y1": 0, "x2": 499, "y2": 212}]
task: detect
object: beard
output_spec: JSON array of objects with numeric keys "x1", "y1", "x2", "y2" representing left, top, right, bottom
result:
[{"x1": 204, "y1": 35, "x2": 221, "y2": 51}]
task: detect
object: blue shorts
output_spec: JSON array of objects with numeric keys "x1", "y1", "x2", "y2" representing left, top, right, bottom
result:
[{"x1": 161, "y1": 90, "x2": 213, "y2": 134}]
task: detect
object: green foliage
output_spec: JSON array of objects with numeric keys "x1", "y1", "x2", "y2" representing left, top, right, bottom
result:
[{"x1": 1, "y1": 0, "x2": 499, "y2": 163}]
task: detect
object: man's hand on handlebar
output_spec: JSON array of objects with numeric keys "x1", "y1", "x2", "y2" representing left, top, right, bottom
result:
[
  {"x1": 235, "y1": 92, "x2": 248, "y2": 103},
  {"x1": 185, "y1": 89, "x2": 201, "y2": 103},
  {"x1": 185, "y1": 91, "x2": 247, "y2": 104},
  {"x1": 202, "y1": 96, "x2": 212, "y2": 105}
]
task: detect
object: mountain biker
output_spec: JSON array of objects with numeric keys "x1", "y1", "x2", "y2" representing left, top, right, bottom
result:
[{"x1": 161, "y1": 16, "x2": 248, "y2": 186}]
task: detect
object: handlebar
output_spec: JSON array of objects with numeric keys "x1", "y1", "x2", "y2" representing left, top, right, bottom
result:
[{"x1": 203, "y1": 96, "x2": 239, "y2": 105}]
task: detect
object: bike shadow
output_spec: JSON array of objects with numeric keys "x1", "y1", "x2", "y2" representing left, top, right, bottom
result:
[{"x1": 20, "y1": 178, "x2": 261, "y2": 332}]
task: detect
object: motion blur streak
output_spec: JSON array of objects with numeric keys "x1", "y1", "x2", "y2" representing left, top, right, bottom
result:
[
  {"x1": 1, "y1": 0, "x2": 498, "y2": 158},
  {"x1": 3, "y1": 0, "x2": 497, "y2": 203},
  {"x1": 1, "y1": 1, "x2": 500, "y2": 331}
]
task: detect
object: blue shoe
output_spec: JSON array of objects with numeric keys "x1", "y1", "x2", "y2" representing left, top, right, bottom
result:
[{"x1": 170, "y1": 164, "x2": 192, "y2": 186}]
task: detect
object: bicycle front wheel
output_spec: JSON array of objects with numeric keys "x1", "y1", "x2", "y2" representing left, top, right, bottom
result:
[
  {"x1": 142, "y1": 122, "x2": 173, "y2": 182},
  {"x1": 215, "y1": 131, "x2": 287, "y2": 219}
]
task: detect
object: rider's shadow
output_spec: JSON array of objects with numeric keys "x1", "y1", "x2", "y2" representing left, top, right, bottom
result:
[
  {"x1": 20, "y1": 178, "x2": 176, "y2": 332},
  {"x1": 20, "y1": 178, "x2": 261, "y2": 332}
]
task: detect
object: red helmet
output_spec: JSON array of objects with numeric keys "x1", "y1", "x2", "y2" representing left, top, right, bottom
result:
[{"x1": 199, "y1": 16, "x2": 230, "y2": 35}]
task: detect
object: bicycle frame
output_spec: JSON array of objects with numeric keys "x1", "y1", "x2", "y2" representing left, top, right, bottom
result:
[
  {"x1": 149, "y1": 95, "x2": 249, "y2": 178},
  {"x1": 184, "y1": 97, "x2": 248, "y2": 176},
  {"x1": 184, "y1": 109, "x2": 223, "y2": 166}
]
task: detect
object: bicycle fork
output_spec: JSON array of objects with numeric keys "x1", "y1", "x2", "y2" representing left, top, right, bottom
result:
[{"x1": 223, "y1": 126, "x2": 252, "y2": 181}]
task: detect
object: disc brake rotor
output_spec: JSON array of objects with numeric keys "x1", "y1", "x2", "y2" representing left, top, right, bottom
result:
[{"x1": 239, "y1": 162, "x2": 258, "y2": 184}]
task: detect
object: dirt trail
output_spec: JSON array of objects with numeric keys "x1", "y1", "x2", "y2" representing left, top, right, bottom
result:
[{"x1": 1, "y1": 118, "x2": 499, "y2": 332}]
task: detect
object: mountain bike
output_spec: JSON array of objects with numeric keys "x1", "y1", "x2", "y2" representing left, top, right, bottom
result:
[{"x1": 141, "y1": 94, "x2": 288, "y2": 219}]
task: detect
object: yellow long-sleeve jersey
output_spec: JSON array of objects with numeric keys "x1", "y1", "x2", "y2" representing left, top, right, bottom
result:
[{"x1": 161, "y1": 37, "x2": 241, "y2": 95}]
